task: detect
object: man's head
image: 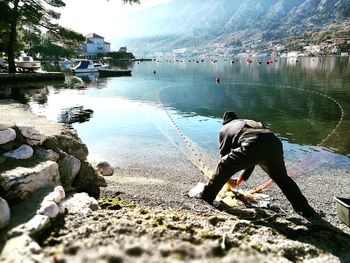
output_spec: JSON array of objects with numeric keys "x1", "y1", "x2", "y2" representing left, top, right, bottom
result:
[{"x1": 222, "y1": 111, "x2": 238, "y2": 125}]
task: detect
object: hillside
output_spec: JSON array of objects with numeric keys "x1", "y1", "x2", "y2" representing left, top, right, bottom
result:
[{"x1": 121, "y1": 0, "x2": 350, "y2": 56}]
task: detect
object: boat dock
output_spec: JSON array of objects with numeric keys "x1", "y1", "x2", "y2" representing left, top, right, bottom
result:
[
  {"x1": 0, "y1": 72, "x2": 65, "y2": 83},
  {"x1": 98, "y1": 68, "x2": 132, "y2": 77}
]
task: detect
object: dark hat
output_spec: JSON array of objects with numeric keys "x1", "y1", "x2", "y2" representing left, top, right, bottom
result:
[{"x1": 222, "y1": 111, "x2": 238, "y2": 125}]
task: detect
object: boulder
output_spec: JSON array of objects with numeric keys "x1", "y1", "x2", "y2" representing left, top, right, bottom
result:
[
  {"x1": 0, "y1": 128, "x2": 16, "y2": 145},
  {"x1": 0, "y1": 161, "x2": 61, "y2": 200},
  {"x1": 57, "y1": 154, "x2": 81, "y2": 190},
  {"x1": 24, "y1": 214, "x2": 51, "y2": 236},
  {"x1": 3, "y1": 144, "x2": 34, "y2": 159},
  {"x1": 44, "y1": 132, "x2": 88, "y2": 161},
  {"x1": 34, "y1": 147, "x2": 59, "y2": 162},
  {"x1": 17, "y1": 125, "x2": 45, "y2": 146},
  {"x1": 64, "y1": 192, "x2": 99, "y2": 215},
  {"x1": 0, "y1": 197, "x2": 10, "y2": 229},
  {"x1": 0, "y1": 234, "x2": 45, "y2": 262},
  {"x1": 96, "y1": 161, "x2": 114, "y2": 176},
  {"x1": 73, "y1": 161, "x2": 107, "y2": 197}
]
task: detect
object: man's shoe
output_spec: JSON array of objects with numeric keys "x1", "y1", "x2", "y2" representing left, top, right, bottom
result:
[
  {"x1": 297, "y1": 208, "x2": 319, "y2": 221},
  {"x1": 188, "y1": 183, "x2": 206, "y2": 198}
]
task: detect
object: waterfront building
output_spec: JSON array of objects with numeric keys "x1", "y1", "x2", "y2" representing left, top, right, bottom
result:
[
  {"x1": 81, "y1": 33, "x2": 111, "y2": 57},
  {"x1": 119, "y1": 47, "x2": 127, "y2": 53}
]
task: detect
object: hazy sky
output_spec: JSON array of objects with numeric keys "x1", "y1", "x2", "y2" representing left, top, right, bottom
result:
[{"x1": 59, "y1": 0, "x2": 171, "y2": 48}]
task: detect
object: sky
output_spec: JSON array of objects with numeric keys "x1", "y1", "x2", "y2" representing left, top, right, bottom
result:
[{"x1": 58, "y1": 0, "x2": 171, "y2": 49}]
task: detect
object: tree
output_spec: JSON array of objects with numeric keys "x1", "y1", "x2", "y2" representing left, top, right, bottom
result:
[
  {"x1": 0, "y1": 1, "x2": 12, "y2": 53},
  {"x1": 3, "y1": 0, "x2": 140, "y2": 73}
]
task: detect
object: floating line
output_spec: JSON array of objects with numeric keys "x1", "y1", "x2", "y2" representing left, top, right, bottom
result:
[
  {"x1": 157, "y1": 87, "x2": 212, "y2": 180},
  {"x1": 219, "y1": 81, "x2": 345, "y2": 192},
  {"x1": 155, "y1": 81, "x2": 344, "y2": 191}
]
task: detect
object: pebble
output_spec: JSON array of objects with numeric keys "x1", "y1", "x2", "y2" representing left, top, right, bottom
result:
[{"x1": 38, "y1": 200, "x2": 60, "y2": 218}]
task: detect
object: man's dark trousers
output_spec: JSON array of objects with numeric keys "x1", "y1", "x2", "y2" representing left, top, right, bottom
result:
[{"x1": 202, "y1": 131, "x2": 313, "y2": 214}]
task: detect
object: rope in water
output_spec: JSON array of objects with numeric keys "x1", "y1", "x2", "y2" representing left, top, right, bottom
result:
[
  {"x1": 219, "y1": 81, "x2": 345, "y2": 191},
  {"x1": 157, "y1": 82, "x2": 345, "y2": 191},
  {"x1": 157, "y1": 88, "x2": 212, "y2": 180},
  {"x1": 238, "y1": 82, "x2": 345, "y2": 148}
]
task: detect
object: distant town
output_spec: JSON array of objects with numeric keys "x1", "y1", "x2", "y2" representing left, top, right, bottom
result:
[{"x1": 155, "y1": 37, "x2": 350, "y2": 59}]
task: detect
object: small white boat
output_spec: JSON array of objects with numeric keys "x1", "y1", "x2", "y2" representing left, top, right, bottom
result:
[
  {"x1": 71, "y1": 60, "x2": 98, "y2": 73},
  {"x1": 71, "y1": 60, "x2": 109, "y2": 73},
  {"x1": 15, "y1": 52, "x2": 41, "y2": 72},
  {"x1": 93, "y1": 60, "x2": 109, "y2": 69}
]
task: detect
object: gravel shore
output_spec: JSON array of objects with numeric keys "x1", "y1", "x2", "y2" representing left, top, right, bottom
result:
[
  {"x1": 39, "y1": 159, "x2": 350, "y2": 262},
  {"x1": 1, "y1": 99, "x2": 349, "y2": 262}
]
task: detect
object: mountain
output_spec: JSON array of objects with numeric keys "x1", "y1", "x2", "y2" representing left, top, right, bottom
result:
[{"x1": 118, "y1": 0, "x2": 350, "y2": 57}]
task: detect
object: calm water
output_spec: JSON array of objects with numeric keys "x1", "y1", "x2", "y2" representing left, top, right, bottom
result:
[{"x1": 2, "y1": 56, "x2": 350, "y2": 172}]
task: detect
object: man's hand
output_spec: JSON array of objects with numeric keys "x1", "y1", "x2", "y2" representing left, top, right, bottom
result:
[{"x1": 227, "y1": 175, "x2": 244, "y2": 188}]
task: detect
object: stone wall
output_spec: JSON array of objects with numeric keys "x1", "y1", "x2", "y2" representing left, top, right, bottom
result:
[{"x1": 0, "y1": 122, "x2": 108, "y2": 230}]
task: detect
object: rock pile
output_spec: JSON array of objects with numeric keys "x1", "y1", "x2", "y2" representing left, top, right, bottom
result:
[{"x1": 0, "y1": 121, "x2": 113, "y2": 262}]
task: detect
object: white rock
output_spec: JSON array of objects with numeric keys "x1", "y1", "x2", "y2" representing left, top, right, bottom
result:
[
  {"x1": 64, "y1": 192, "x2": 99, "y2": 215},
  {"x1": 54, "y1": 185, "x2": 65, "y2": 199},
  {"x1": 3, "y1": 144, "x2": 34, "y2": 159},
  {"x1": 0, "y1": 128, "x2": 16, "y2": 144},
  {"x1": 25, "y1": 214, "x2": 50, "y2": 235},
  {"x1": 0, "y1": 197, "x2": 10, "y2": 229},
  {"x1": 0, "y1": 161, "x2": 61, "y2": 200},
  {"x1": 96, "y1": 161, "x2": 114, "y2": 176},
  {"x1": 17, "y1": 125, "x2": 45, "y2": 146},
  {"x1": 0, "y1": 234, "x2": 45, "y2": 262},
  {"x1": 58, "y1": 202, "x2": 66, "y2": 214},
  {"x1": 43, "y1": 191, "x2": 62, "y2": 203},
  {"x1": 38, "y1": 200, "x2": 59, "y2": 218}
]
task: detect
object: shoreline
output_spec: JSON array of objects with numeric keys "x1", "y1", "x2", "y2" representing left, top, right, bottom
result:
[
  {"x1": 0, "y1": 72, "x2": 65, "y2": 83},
  {"x1": 1, "y1": 99, "x2": 350, "y2": 262}
]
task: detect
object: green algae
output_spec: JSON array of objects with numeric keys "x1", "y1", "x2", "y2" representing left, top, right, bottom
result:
[{"x1": 98, "y1": 196, "x2": 136, "y2": 210}]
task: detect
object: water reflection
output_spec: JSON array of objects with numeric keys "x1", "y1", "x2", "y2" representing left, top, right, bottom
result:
[
  {"x1": 2, "y1": 57, "x2": 350, "y2": 160},
  {"x1": 58, "y1": 106, "x2": 94, "y2": 125},
  {"x1": 64, "y1": 73, "x2": 108, "y2": 89},
  {"x1": 74, "y1": 72, "x2": 99, "y2": 83}
]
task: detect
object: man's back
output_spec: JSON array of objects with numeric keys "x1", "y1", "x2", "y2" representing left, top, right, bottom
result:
[{"x1": 219, "y1": 119, "x2": 266, "y2": 156}]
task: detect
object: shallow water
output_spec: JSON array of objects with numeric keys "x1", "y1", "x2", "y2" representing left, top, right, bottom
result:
[{"x1": 2, "y1": 56, "x2": 350, "y2": 176}]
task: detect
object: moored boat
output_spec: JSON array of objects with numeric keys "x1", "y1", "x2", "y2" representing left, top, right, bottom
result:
[
  {"x1": 15, "y1": 52, "x2": 41, "y2": 72},
  {"x1": 92, "y1": 60, "x2": 109, "y2": 69},
  {"x1": 71, "y1": 60, "x2": 98, "y2": 73}
]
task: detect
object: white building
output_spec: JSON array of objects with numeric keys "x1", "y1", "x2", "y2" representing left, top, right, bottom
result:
[
  {"x1": 81, "y1": 33, "x2": 111, "y2": 57},
  {"x1": 119, "y1": 47, "x2": 127, "y2": 53}
]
